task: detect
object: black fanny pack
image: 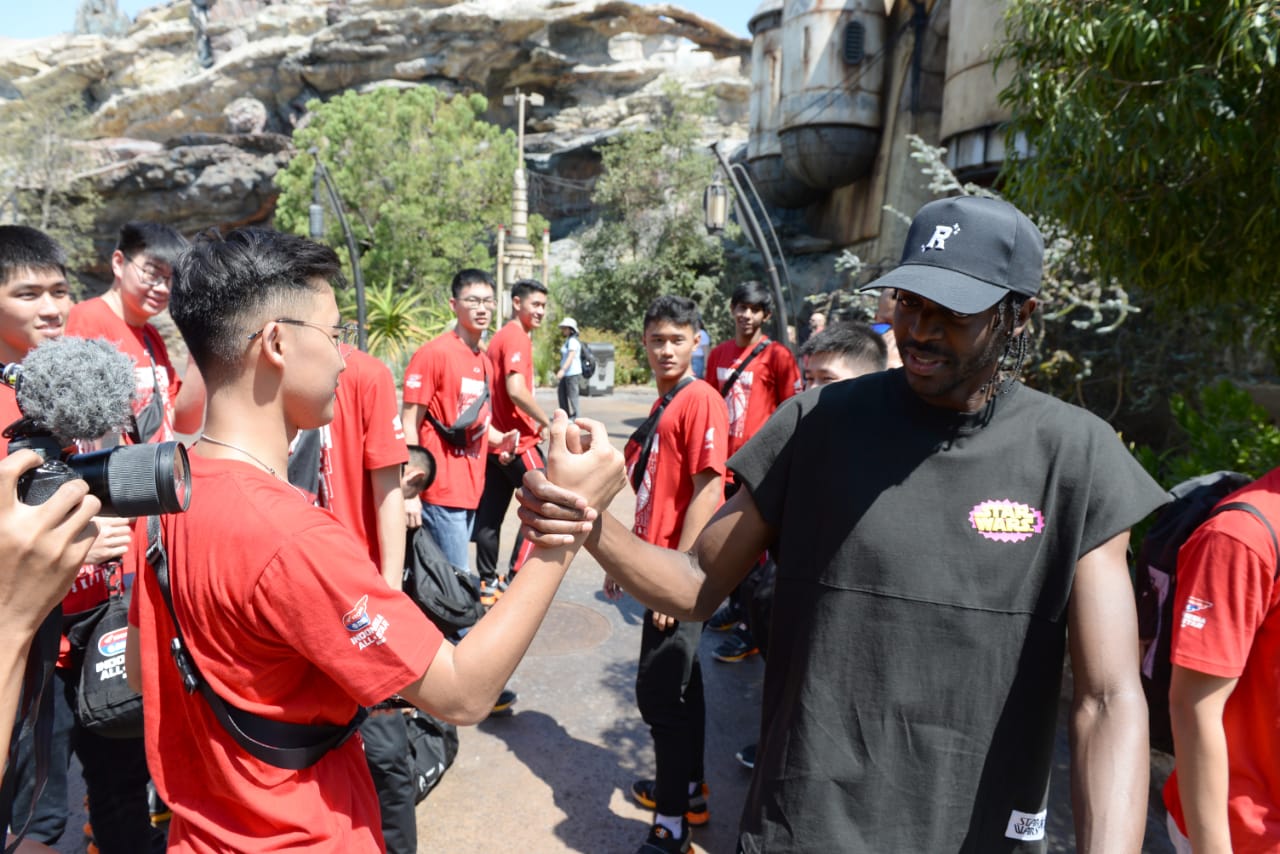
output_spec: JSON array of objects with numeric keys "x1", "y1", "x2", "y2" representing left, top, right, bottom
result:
[{"x1": 426, "y1": 381, "x2": 490, "y2": 448}]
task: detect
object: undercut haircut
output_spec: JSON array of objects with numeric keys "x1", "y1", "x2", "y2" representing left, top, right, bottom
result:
[
  {"x1": 171, "y1": 227, "x2": 343, "y2": 380},
  {"x1": 116, "y1": 222, "x2": 189, "y2": 269},
  {"x1": 643, "y1": 294, "x2": 700, "y2": 333},
  {"x1": 451, "y1": 268, "x2": 494, "y2": 298},
  {"x1": 511, "y1": 278, "x2": 548, "y2": 301},
  {"x1": 800, "y1": 322, "x2": 888, "y2": 373},
  {"x1": 0, "y1": 225, "x2": 67, "y2": 286},
  {"x1": 731, "y1": 280, "x2": 773, "y2": 314}
]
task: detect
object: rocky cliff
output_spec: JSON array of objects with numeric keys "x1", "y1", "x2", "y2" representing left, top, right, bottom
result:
[{"x1": 0, "y1": 0, "x2": 749, "y2": 269}]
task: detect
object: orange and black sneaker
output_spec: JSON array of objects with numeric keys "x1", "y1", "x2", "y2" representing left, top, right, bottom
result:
[{"x1": 630, "y1": 779, "x2": 709, "y2": 826}]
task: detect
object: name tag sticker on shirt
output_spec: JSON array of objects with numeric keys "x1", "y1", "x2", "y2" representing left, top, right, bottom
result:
[{"x1": 1005, "y1": 809, "x2": 1047, "y2": 841}]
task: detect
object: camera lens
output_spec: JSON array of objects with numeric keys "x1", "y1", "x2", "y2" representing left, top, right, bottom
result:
[{"x1": 69, "y1": 442, "x2": 192, "y2": 517}]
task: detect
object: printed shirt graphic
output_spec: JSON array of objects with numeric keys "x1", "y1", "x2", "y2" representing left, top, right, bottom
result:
[
  {"x1": 969, "y1": 499, "x2": 1046, "y2": 543},
  {"x1": 623, "y1": 380, "x2": 728, "y2": 549},
  {"x1": 67, "y1": 296, "x2": 179, "y2": 443},
  {"x1": 316, "y1": 347, "x2": 409, "y2": 568},
  {"x1": 705, "y1": 338, "x2": 800, "y2": 457},
  {"x1": 125, "y1": 455, "x2": 441, "y2": 853},
  {"x1": 1163, "y1": 468, "x2": 1280, "y2": 851},
  {"x1": 403, "y1": 330, "x2": 492, "y2": 509},
  {"x1": 487, "y1": 320, "x2": 541, "y2": 455}
]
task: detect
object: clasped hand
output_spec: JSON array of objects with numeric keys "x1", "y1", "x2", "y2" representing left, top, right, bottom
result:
[{"x1": 516, "y1": 411, "x2": 625, "y2": 547}]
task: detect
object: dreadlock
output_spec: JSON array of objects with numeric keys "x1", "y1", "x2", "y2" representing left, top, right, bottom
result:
[{"x1": 991, "y1": 294, "x2": 1031, "y2": 396}]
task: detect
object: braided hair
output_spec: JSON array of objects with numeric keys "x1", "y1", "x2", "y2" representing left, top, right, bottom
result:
[{"x1": 980, "y1": 293, "x2": 1031, "y2": 398}]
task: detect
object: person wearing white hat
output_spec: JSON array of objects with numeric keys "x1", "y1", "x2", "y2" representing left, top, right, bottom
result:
[{"x1": 555, "y1": 317, "x2": 583, "y2": 419}]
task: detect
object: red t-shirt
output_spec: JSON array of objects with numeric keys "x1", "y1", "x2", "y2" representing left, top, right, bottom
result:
[
  {"x1": 317, "y1": 347, "x2": 409, "y2": 568},
  {"x1": 1163, "y1": 468, "x2": 1280, "y2": 851},
  {"x1": 704, "y1": 338, "x2": 799, "y2": 457},
  {"x1": 127, "y1": 455, "x2": 441, "y2": 853},
  {"x1": 67, "y1": 297, "x2": 179, "y2": 443},
  {"x1": 487, "y1": 320, "x2": 541, "y2": 456},
  {"x1": 403, "y1": 331, "x2": 491, "y2": 510},
  {"x1": 624, "y1": 379, "x2": 728, "y2": 549},
  {"x1": 0, "y1": 383, "x2": 19, "y2": 454}
]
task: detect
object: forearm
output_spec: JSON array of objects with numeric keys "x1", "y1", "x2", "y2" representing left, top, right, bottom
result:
[
  {"x1": 172, "y1": 358, "x2": 206, "y2": 435},
  {"x1": 509, "y1": 384, "x2": 550, "y2": 429},
  {"x1": 1069, "y1": 686, "x2": 1149, "y2": 853},
  {"x1": 405, "y1": 540, "x2": 579, "y2": 723},
  {"x1": 0, "y1": 636, "x2": 35, "y2": 760},
  {"x1": 587, "y1": 513, "x2": 715, "y2": 621},
  {"x1": 371, "y1": 467, "x2": 406, "y2": 591},
  {"x1": 1170, "y1": 675, "x2": 1234, "y2": 854}
]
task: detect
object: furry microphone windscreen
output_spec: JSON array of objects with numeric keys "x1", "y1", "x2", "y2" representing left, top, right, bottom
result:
[{"x1": 15, "y1": 338, "x2": 138, "y2": 442}]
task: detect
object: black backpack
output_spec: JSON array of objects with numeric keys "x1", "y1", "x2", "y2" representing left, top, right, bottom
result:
[
  {"x1": 402, "y1": 526, "x2": 485, "y2": 637},
  {"x1": 579, "y1": 340, "x2": 596, "y2": 380},
  {"x1": 1134, "y1": 471, "x2": 1276, "y2": 754}
]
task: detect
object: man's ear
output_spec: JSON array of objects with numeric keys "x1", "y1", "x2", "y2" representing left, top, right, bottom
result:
[
  {"x1": 109, "y1": 249, "x2": 127, "y2": 284},
  {"x1": 1014, "y1": 297, "x2": 1038, "y2": 337},
  {"x1": 401, "y1": 466, "x2": 428, "y2": 495}
]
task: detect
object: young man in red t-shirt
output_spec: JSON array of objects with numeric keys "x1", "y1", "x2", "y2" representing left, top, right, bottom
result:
[
  {"x1": 473, "y1": 278, "x2": 552, "y2": 601},
  {"x1": 608, "y1": 295, "x2": 728, "y2": 854},
  {"x1": 1163, "y1": 469, "x2": 1280, "y2": 853},
  {"x1": 401, "y1": 269, "x2": 516, "y2": 596},
  {"x1": 66, "y1": 222, "x2": 204, "y2": 442},
  {"x1": 703, "y1": 280, "x2": 799, "y2": 662},
  {"x1": 123, "y1": 228, "x2": 621, "y2": 853}
]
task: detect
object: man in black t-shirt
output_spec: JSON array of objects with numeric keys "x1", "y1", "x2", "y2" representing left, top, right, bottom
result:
[{"x1": 522, "y1": 197, "x2": 1169, "y2": 853}]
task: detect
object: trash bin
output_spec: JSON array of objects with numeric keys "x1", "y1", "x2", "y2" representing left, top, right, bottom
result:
[{"x1": 580, "y1": 342, "x2": 615, "y2": 397}]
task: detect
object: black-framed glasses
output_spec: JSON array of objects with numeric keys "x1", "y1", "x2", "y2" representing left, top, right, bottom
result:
[
  {"x1": 459, "y1": 296, "x2": 497, "y2": 309},
  {"x1": 247, "y1": 318, "x2": 360, "y2": 351}
]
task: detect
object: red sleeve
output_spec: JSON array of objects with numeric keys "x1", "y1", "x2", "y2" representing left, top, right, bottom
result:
[
  {"x1": 772, "y1": 344, "x2": 800, "y2": 404},
  {"x1": 402, "y1": 346, "x2": 435, "y2": 407},
  {"x1": 1169, "y1": 521, "x2": 1275, "y2": 679},
  {"x1": 682, "y1": 387, "x2": 729, "y2": 479},
  {"x1": 252, "y1": 522, "x2": 443, "y2": 705},
  {"x1": 360, "y1": 356, "x2": 409, "y2": 472}
]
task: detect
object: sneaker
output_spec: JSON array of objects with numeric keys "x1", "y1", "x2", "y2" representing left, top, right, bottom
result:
[
  {"x1": 706, "y1": 602, "x2": 740, "y2": 632},
  {"x1": 635, "y1": 820, "x2": 691, "y2": 854},
  {"x1": 490, "y1": 688, "x2": 518, "y2": 716},
  {"x1": 479, "y1": 579, "x2": 504, "y2": 607},
  {"x1": 735, "y1": 743, "x2": 757, "y2": 770},
  {"x1": 713, "y1": 627, "x2": 759, "y2": 662},
  {"x1": 630, "y1": 779, "x2": 709, "y2": 826}
]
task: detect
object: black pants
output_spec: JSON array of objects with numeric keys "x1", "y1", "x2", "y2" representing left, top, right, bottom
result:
[
  {"x1": 361, "y1": 711, "x2": 417, "y2": 854},
  {"x1": 472, "y1": 447, "x2": 544, "y2": 584},
  {"x1": 6, "y1": 668, "x2": 155, "y2": 852},
  {"x1": 635, "y1": 613, "x2": 705, "y2": 817}
]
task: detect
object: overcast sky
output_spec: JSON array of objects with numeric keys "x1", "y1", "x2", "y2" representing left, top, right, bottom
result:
[{"x1": 0, "y1": 0, "x2": 750, "y2": 41}]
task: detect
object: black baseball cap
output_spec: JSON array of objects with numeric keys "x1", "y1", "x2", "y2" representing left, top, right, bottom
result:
[{"x1": 859, "y1": 196, "x2": 1044, "y2": 314}]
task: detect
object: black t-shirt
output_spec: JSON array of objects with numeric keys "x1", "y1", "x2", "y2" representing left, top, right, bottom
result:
[{"x1": 730, "y1": 369, "x2": 1169, "y2": 853}]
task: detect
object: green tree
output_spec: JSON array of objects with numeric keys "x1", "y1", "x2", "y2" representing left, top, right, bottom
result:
[
  {"x1": 997, "y1": 2, "x2": 1280, "y2": 317},
  {"x1": 563, "y1": 82, "x2": 733, "y2": 343},
  {"x1": 0, "y1": 88, "x2": 103, "y2": 270},
  {"x1": 275, "y1": 86, "x2": 532, "y2": 303}
]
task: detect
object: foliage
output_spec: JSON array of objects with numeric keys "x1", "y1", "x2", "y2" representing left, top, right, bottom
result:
[
  {"x1": 1132, "y1": 380, "x2": 1280, "y2": 489},
  {"x1": 335, "y1": 276, "x2": 453, "y2": 366},
  {"x1": 997, "y1": 2, "x2": 1280, "y2": 332},
  {"x1": 0, "y1": 88, "x2": 103, "y2": 271},
  {"x1": 275, "y1": 86, "x2": 546, "y2": 301},
  {"x1": 562, "y1": 82, "x2": 737, "y2": 344}
]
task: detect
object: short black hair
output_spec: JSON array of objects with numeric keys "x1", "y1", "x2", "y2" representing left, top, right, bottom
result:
[
  {"x1": 643, "y1": 294, "x2": 700, "y2": 332},
  {"x1": 116, "y1": 222, "x2": 188, "y2": 269},
  {"x1": 511, "y1": 278, "x2": 548, "y2": 301},
  {"x1": 731, "y1": 280, "x2": 773, "y2": 314},
  {"x1": 171, "y1": 227, "x2": 343, "y2": 380},
  {"x1": 800, "y1": 322, "x2": 888, "y2": 372},
  {"x1": 451, "y1": 268, "x2": 494, "y2": 298},
  {"x1": 0, "y1": 225, "x2": 66, "y2": 286}
]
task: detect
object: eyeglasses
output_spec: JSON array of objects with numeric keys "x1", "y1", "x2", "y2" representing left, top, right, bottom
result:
[
  {"x1": 247, "y1": 319, "x2": 360, "y2": 352},
  {"x1": 129, "y1": 257, "x2": 172, "y2": 289},
  {"x1": 458, "y1": 296, "x2": 497, "y2": 309}
]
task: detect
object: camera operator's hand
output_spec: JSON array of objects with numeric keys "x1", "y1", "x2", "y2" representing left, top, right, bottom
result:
[
  {"x1": 84, "y1": 515, "x2": 133, "y2": 565},
  {"x1": 0, "y1": 450, "x2": 102, "y2": 636}
]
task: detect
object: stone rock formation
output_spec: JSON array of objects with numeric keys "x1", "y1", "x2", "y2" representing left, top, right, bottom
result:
[{"x1": 0, "y1": 0, "x2": 749, "y2": 262}]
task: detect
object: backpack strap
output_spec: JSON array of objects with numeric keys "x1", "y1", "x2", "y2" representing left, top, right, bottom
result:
[
  {"x1": 146, "y1": 516, "x2": 367, "y2": 770},
  {"x1": 719, "y1": 339, "x2": 770, "y2": 397},
  {"x1": 1210, "y1": 501, "x2": 1280, "y2": 580},
  {"x1": 627, "y1": 376, "x2": 695, "y2": 492}
]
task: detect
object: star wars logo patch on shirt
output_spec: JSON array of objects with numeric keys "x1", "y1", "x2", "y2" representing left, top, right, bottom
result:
[
  {"x1": 969, "y1": 499, "x2": 1045, "y2": 543},
  {"x1": 1181, "y1": 596, "x2": 1213, "y2": 630},
  {"x1": 1005, "y1": 809, "x2": 1046, "y2": 841}
]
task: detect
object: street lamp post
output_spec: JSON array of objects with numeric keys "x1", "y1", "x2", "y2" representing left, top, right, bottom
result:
[
  {"x1": 704, "y1": 141, "x2": 795, "y2": 351},
  {"x1": 308, "y1": 147, "x2": 368, "y2": 352}
]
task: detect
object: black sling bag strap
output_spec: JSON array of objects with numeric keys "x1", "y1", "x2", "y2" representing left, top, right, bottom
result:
[
  {"x1": 425, "y1": 370, "x2": 491, "y2": 448},
  {"x1": 146, "y1": 516, "x2": 367, "y2": 771},
  {"x1": 1211, "y1": 501, "x2": 1280, "y2": 578},
  {"x1": 628, "y1": 376, "x2": 696, "y2": 493},
  {"x1": 719, "y1": 339, "x2": 770, "y2": 397}
]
